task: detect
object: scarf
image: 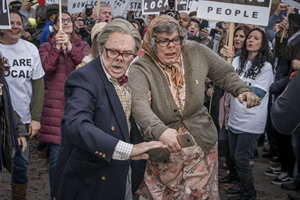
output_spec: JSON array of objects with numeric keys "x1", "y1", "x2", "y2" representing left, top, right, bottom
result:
[{"x1": 142, "y1": 15, "x2": 185, "y2": 88}]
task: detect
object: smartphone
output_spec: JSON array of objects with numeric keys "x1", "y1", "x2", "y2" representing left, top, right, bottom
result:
[
  {"x1": 209, "y1": 28, "x2": 221, "y2": 37},
  {"x1": 199, "y1": 19, "x2": 209, "y2": 31},
  {"x1": 177, "y1": 132, "x2": 195, "y2": 148}
]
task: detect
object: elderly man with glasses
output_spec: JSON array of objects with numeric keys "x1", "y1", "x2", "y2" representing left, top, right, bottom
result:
[{"x1": 53, "y1": 19, "x2": 166, "y2": 200}]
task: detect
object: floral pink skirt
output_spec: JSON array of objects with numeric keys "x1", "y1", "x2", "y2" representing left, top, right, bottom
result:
[{"x1": 137, "y1": 140, "x2": 219, "y2": 200}]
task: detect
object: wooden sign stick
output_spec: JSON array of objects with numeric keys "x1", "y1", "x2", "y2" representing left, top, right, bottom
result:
[
  {"x1": 280, "y1": 6, "x2": 291, "y2": 43},
  {"x1": 59, "y1": 0, "x2": 62, "y2": 31},
  {"x1": 96, "y1": 0, "x2": 101, "y2": 21},
  {"x1": 227, "y1": 22, "x2": 235, "y2": 64}
]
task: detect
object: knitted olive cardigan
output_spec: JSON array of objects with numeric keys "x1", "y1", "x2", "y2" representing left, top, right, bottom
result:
[{"x1": 129, "y1": 40, "x2": 251, "y2": 162}]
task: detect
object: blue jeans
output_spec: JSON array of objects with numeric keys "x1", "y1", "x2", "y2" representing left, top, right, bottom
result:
[
  {"x1": 292, "y1": 131, "x2": 300, "y2": 183},
  {"x1": 49, "y1": 143, "x2": 60, "y2": 198},
  {"x1": 228, "y1": 129, "x2": 261, "y2": 174},
  {"x1": 12, "y1": 140, "x2": 29, "y2": 184}
]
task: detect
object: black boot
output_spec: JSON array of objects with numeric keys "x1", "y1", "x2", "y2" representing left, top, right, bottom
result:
[
  {"x1": 227, "y1": 172, "x2": 256, "y2": 200},
  {"x1": 226, "y1": 182, "x2": 241, "y2": 194},
  {"x1": 219, "y1": 170, "x2": 238, "y2": 183}
]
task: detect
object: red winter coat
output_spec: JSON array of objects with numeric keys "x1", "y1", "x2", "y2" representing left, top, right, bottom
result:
[{"x1": 38, "y1": 33, "x2": 90, "y2": 144}]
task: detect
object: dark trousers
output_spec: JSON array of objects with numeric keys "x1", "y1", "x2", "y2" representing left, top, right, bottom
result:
[
  {"x1": 228, "y1": 130, "x2": 261, "y2": 174},
  {"x1": 276, "y1": 132, "x2": 296, "y2": 175},
  {"x1": 219, "y1": 128, "x2": 235, "y2": 171},
  {"x1": 265, "y1": 95, "x2": 278, "y2": 155}
]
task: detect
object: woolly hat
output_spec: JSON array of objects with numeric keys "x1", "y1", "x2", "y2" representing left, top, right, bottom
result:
[
  {"x1": 91, "y1": 22, "x2": 107, "y2": 41},
  {"x1": 46, "y1": 4, "x2": 59, "y2": 18},
  {"x1": 289, "y1": 13, "x2": 300, "y2": 29}
]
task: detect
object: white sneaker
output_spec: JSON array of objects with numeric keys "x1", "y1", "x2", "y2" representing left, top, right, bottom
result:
[{"x1": 272, "y1": 172, "x2": 294, "y2": 185}]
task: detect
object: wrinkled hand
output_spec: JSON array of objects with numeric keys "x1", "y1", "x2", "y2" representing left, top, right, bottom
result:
[
  {"x1": 28, "y1": 120, "x2": 40, "y2": 138},
  {"x1": 147, "y1": 90, "x2": 152, "y2": 105},
  {"x1": 291, "y1": 59, "x2": 300, "y2": 71},
  {"x1": 274, "y1": 3, "x2": 288, "y2": 16},
  {"x1": 23, "y1": 31, "x2": 32, "y2": 41},
  {"x1": 21, "y1": 1, "x2": 32, "y2": 12},
  {"x1": 205, "y1": 77, "x2": 211, "y2": 84},
  {"x1": 0, "y1": 84, "x2": 3, "y2": 96},
  {"x1": 238, "y1": 92, "x2": 261, "y2": 108},
  {"x1": 127, "y1": 10, "x2": 138, "y2": 20},
  {"x1": 279, "y1": 16, "x2": 289, "y2": 33},
  {"x1": 74, "y1": 17, "x2": 84, "y2": 33},
  {"x1": 18, "y1": 136, "x2": 27, "y2": 153},
  {"x1": 206, "y1": 88, "x2": 214, "y2": 98},
  {"x1": 220, "y1": 45, "x2": 234, "y2": 59},
  {"x1": 55, "y1": 31, "x2": 72, "y2": 51},
  {"x1": 199, "y1": 28, "x2": 209, "y2": 42},
  {"x1": 159, "y1": 128, "x2": 181, "y2": 153},
  {"x1": 130, "y1": 141, "x2": 167, "y2": 160}
]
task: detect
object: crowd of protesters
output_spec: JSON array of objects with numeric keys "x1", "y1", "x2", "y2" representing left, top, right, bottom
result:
[{"x1": 0, "y1": 1, "x2": 300, "y2": 200}]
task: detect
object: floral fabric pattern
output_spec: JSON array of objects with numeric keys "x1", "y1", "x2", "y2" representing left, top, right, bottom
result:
[{"x1": 138, "y1": 58, "x2": 219, "y2": 200}]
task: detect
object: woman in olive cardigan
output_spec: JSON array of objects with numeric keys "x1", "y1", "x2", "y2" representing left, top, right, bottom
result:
[{"x1": 129, "y1": 15, "x2": 260, "y2": 199}]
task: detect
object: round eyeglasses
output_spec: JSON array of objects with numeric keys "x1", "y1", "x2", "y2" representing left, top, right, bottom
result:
[
  {"x1": 155, "y1": 36, "x2": 182, "y2": 47},
  {"x1": 103, "y1": 46, "x2": 136, "y2": 62},
  {"x1": 61, "y1": 18, "x2": 73, "y2": 24}
]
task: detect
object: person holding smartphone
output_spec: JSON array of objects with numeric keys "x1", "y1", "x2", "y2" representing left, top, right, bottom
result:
[{"x1": 129, "y1": 15, "x2": 261, "y2": 199}]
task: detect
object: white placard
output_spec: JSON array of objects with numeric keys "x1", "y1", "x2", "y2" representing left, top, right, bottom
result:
[
  {"x1": 197, "y1": 0, "x2": 272, "y2": 26},
  {"x1": 46, "y1": 0, "x2": 59, "y2": 4},
  {"x1": 68, "y1": 0, "x2": 113, "y2": 14},
  {"x1": 121, "y1": 0, "x2": 144, "y2": 18},
  {"x1": 186, "y1": 0, "x2": 199, "y2": 13},
  {"x1": 142, "y1": 0, "x2": 169, "y2": 15},
  {"x1": 113, "y1": 0, "x2": 131, "y2": 16},
  {"x1": 282, "y1": 0, "x2": 300, "y2": 10},
  {"x1": 142, "y1": 0, "x2": 199, "y2": 15},
  {"x1": 0, "y1": 0, "x2": 10, "y2": 29}
]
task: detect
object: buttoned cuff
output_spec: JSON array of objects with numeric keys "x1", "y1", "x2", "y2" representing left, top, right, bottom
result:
[{"x1": 112, "y1": 140, "x2": 133, "y2": 160}]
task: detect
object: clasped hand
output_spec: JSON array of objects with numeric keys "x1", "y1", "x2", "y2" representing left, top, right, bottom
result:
[
  {"x1": 55, "y1": 31, "x2": 72, "y2": 51},
  {"x1": 159, "y1": 128, "x2": 182, "y2": 153},
  {"x1": 238, "y1": 91, "x2": 261, "y2": 108}
]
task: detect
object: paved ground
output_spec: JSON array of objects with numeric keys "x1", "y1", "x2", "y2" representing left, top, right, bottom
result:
[{"x1": 0, "y1": 137, "x2": 299, "y2": 200}]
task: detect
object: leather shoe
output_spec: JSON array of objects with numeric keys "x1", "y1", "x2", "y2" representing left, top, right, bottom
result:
[
  {"x1": 219, "y1": 173, "x2": 238, "y2": 183},
  {"x1": 226, "y1": 183, "x2": 241, "y2": 194}
]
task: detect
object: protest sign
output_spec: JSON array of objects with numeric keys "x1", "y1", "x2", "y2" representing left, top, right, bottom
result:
[
  {"x1": 46, "y1": 0, "x2": 59, "y2": 4},
  {"x1": 0, "y1": 0, "x2": 10, "y2": 29},
  {"x1": 124, "y1": 0, "x2": 144, "y2": 18},
  {"x1": 113, "y1": 0, "x2": 131, "y2": 16},
  {"x1": 142, "y1": 0, "x2": 169, "y2": 14},
  {"x1": 282, "y1": 0, "x2": 300, "y2": 9},
  {"x1": 197, "y1": 0, "x2": 272, "y2": 26},
  {"x1": 186, "y1": 0, "x2": 199, "y2": 12},
  {"x1": 67, "y1": 0, "x2": 112, "y2": 14},
  {"x1": 142, "y1": 0, "x2": 199, "y2": 15}
]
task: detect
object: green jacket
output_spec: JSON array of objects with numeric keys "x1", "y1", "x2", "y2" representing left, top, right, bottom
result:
[{"x1": 129, "y1": 40, "x2": 250, "y2": 162}]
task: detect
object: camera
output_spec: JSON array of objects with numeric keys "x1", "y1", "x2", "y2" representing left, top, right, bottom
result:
[
  {"x1": 83, "y1": 4, "x2": 95, "y2": 29},
  {"x1": 164, "y1": 0, "x2": 179, "y2": 20}
]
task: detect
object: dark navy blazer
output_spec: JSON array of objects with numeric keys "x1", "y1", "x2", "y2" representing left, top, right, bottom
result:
[{"x1": 54, "y1": 57, "x2": 146, "y2": 200}]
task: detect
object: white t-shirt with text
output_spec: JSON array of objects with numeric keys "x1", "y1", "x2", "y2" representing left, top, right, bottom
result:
[
  {"x1": 0, "y1": 39, "x2": 45, "y2": 124},
  {"x1": 228, "y1": 57, "x2": 273, "y2": 134}
]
